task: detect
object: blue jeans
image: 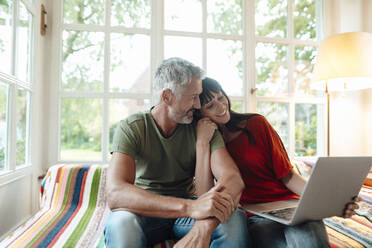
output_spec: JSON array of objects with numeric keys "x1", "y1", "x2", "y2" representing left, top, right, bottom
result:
[
  {"x1": 104, "y1": 208, "x2": 251, "y2": 248},
  {"x1": 247, "y1": 215, "x2": 330, "y2": 248}
]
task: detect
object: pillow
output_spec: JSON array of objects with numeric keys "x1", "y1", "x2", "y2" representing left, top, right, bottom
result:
[
  {"x1": 291, "y1": 158, "x2": 315, "y2": 179},
  {"x1": 363, "y1": 168, "x2": 372, "y2": 187}
]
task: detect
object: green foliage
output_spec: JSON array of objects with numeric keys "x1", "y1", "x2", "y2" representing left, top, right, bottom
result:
[
  {"x1": 255, "y1": 0, "x2": 287, "y2": 37},
  {"x1": 294, "y1": 0, "x2": 316, "y2": 39},
  {"x1": 16, "y1": 139, "x2": 25, "y2": 165},
  {"x1": 62, "y1": 30, "x2": 104, "y2": 91},
  {"x1": 63, "y1": 0, "x2": 104, "y2": 24},
  {"x1": 0, "y1": 0, "x2": 8, "y2": 6},
  {"x1": 231, "y1": 101, "x2": 243, "y2": 113},
  {"x1": 60, "y1": 99, "x2": 102, "y2": 152},
  {"x1": 209, "y1": 0, "x2": 242, "y2": 34},
  {"x1": 0, "y1": 146, "x2": 4, "y2": 169},
  {"x1": 112, "y1": 0, "x2": 150, "y2": 27},
  {"x1": 295, "y1": 104, "x2": 317, "y2": 156}
]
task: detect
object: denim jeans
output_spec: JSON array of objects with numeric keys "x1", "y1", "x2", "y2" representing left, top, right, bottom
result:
[
  {"x1": 104, "y1": 208, "x2": 251, "y2": 248},
  {"x1": 247, "y1": 215, "x2": 330, "y2": 248}
]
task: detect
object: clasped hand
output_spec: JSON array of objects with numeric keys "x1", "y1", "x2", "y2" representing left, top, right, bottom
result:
[{"x1": 187, "y1": 183, "x2": 235, "y2": 224}]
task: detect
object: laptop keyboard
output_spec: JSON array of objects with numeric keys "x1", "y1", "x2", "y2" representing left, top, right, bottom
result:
[{"x1": 263, "y1": 207, "x2": 296, "y2": 221}]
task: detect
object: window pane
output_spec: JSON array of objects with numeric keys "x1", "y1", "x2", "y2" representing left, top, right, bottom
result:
[
  {"x1": 16, "y1": 89, "x2": 29, "y2": 166},
  {"x1": 294, "y1": 0, "x2": 317, "y2": 40},
  {"x1": 0, "y1": 83, "x2": 8, "y2": 170},
  {"x1": 257, "y1": 102, "x2": 289, "y2": 150},
  {"x1": 295, "y1": 104, "x2": 323, "y2": 156},
  {"x1": 63, "y1": 0, "x2": 104, "y2": 25},
  {"x1": 61, "y1": 98, "x2": 102, "y2": 160},
  {"x1": 207, "y1": 39, "x2": 243, "y2": 96},
  {"x1": 110, "y1": 34, "x2": 150, "y2": 93},
  {"x1": 0, "y1": 0, "x2": 12, "y2": 74},
  {"x1": 17, "y1": 2, "x2": 33, "y2": 83},
  {"x1": 231, "y1": 101, "x2": 243, "y2": 113},
  {"x1": 207, "y1": 0, "x2": 242, "y2": 35},
  {"x1": 294, "y1": 46, "x2": 322, "y2": 96},
  {"x1": 164, "y1": 36, "x2": 202, "y2": 67},
  {"x1": 256, "y1": 43, "x2": 288, "y2": 97},
  {"x1": 109, "y1": 99, "x2": 151, "y2": 154},
  {"x1": 62, "y1": 31, "x2": 104, "y2": 92},
  {"x1": 164, "y1": 0, "x2": 202, "y2": 32},
  {"x1": 255, "y1": 0, "x2": 287, "y2": 38},
  {"x1": 111, "y1": 0, "x2": 150, "y2": 28}
]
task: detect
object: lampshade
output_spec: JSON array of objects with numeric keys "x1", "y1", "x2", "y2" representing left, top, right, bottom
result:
[{"x1": 312, "y1": 32, "x2": 372, "y2": 91}]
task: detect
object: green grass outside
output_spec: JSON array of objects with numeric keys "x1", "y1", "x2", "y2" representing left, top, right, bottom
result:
[{"x1": 61, "y1": 148, "x2": 102, "y2": 161}]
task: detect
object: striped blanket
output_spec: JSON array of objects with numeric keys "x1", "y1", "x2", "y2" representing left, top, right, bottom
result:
[{"x1": 0, "y1": 164, "x2": 371, "y2": 247}]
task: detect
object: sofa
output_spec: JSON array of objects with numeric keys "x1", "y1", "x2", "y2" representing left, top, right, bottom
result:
[{"x1": 0, "y1": 162, "x2": 371, "y2": 248}]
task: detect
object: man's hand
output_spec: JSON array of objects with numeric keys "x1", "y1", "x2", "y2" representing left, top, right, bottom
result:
[
  {"x1": 174, "y1": 220, "x2": 214, "y2": 248},
  {"x1": 342, "y1": 196, "x2": 361, "y2": 218},
  {"x1": 196, "y1": 117, "x2": 217, "y2": 145},
  {"x1": 186, "y1": 184, "x2": 235, "y2": 223}
]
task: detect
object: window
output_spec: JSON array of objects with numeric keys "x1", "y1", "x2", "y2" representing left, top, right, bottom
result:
[
  {"x1": 0, "y1": 0, "x2": 34, "y2": 172},
  {"x1": 254, "y1": 0, "x2": 325, "y2": 157},
  {"x1": 55, "y1": 0, "x2": 324, "y2": 163}
]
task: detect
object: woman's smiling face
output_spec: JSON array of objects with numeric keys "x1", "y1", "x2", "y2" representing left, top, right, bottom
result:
[{"x1": 200, "y1": 91, "x2": 230, "y2": 124}]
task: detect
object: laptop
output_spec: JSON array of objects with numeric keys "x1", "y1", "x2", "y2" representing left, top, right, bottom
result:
[{"x1": 242, "y1": 157, "x2": 372, "y2": 225}]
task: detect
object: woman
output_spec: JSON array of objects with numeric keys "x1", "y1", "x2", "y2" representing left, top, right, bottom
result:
[{"x1": 194, "y1": 77, "x2": 359, "y2": 248}]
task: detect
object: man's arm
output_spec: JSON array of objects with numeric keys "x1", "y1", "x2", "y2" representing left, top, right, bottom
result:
[
  {"x1": 106, "y1": 152, "x2": 234, "y2": 221},
  {"x1": 210, "y1": 147, "x2": 245, "y2": 207},
  {"x1": 198, "y1": 147, "x2": 245, "y2": 230},
  {"x1": 175, "y1": 147, "x2": 245, "y2": 247}
]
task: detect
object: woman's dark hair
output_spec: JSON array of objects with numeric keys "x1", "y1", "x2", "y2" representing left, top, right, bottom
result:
[{"x1": 196, "y1": 77, "x2": 258, "y2": 145}]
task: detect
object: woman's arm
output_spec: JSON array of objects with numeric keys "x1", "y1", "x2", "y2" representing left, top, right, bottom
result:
[
  {"x1": 195, "y1": 118, "x2": 217, "y2": 196},
  {"x1": 280, "y1": 168, "x2": 307, "y2": 196}
]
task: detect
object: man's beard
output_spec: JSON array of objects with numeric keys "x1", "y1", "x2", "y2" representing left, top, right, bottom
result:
[{"x1": 169, "y1": 108, "x2": 194, "y2": 124}]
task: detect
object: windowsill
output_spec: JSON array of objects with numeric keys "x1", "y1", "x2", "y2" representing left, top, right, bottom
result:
[{"x1": 0, "y1": 164, "x2": 33, "y2": 188}]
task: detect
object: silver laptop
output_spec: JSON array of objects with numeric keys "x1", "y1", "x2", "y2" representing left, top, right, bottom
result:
[{"x1": 242, "y1": 157, "x2": 372, "y2": 225}]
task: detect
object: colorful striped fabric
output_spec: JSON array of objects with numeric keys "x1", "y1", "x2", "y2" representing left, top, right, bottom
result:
[
  {"x1": 1, "y1": 164, "x2": 371, "y2": 248},
  {"x1": 325, "y1": 185, "x2": 372, "y2": 248},
  {"x1": 0, "y1": 164, "x2": 110, "y2": 248}
]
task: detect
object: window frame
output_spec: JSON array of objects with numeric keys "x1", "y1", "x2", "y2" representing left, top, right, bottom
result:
[
  {"x1": 0, "y1": 0, "x2": 35, "y2": 177},
  {"x1": 50, "y1": 0, "x2": 326, "y2": 164}
]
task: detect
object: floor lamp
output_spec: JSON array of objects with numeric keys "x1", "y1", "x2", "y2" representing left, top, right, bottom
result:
[{"x1": 311, "y1": 32, "x2": 372, "y2": 156}]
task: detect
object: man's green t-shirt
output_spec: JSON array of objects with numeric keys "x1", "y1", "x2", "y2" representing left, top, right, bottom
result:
[{"x1": 111, "y1": 109, "x2": 225, "y2": 197}]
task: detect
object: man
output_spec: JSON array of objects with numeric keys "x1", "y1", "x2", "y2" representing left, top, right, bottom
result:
[{"x1": 104, "y1": 57, "x2": 251, "y2": 247}]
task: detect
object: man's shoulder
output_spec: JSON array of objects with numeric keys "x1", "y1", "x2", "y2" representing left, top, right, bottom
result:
[
  {"x1": 123, "y1": 111, "x2": 148, "y2": 125},
  {"x1": 121, "y1": 110, "x2": 150, "y2": 126}
]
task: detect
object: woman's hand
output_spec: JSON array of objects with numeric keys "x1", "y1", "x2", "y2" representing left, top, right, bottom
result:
[
  {"x1": 342, "y1": 196, "x2": 361, "y2": 218},
  {"x1": 197, "y1": 117, "x2": 217, "y2": 145}
]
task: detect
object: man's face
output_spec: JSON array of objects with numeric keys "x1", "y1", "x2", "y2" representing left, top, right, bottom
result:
[{"x1": 169, "y1": 78, "x2": 202, "y2": 124}]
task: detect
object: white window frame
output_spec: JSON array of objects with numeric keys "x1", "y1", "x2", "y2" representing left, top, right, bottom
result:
[
  {"x1": 0, "y1": 0, "x2": 37, "y2": 193},
  {"x1": 49, "y1": 0, "x2": 326, "y2": 165},
  {"x1": 0, "y1": 0, "x2": 35, "y2": 174}
]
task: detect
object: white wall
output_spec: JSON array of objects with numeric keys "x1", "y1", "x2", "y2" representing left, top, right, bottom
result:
[
  {"x1": 363, "y1": 88, "x2": 372, "y2": 155},
  {"x1": 326, "y1": 0, "x2": 372, "y2": 156},
  {"x1": 0, "y1": 175, "x2": 32, "y2": 237},
  {"x1": 330, "y1": 90, "x2": 366, "y2": 155},
  {"x1": 363, "y1": 0, "x2": 372, "y2": 32},
  {"x1": 362, "y1": 0, "x2": 372, "y2": 156}
]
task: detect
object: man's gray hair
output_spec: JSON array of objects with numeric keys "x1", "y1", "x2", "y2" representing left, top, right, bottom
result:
[{"x1": 153, "y1": 57, "x2": 205, "y2": 103}]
